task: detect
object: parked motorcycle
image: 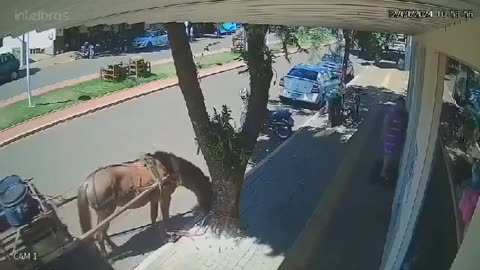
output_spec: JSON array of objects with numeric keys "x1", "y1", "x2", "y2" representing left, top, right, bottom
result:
[
  {"x1": 75, "y1": 42, "x2": 95, "y2": 60},
  {"x1": 240, "y1": 88, "x2": 294, "y2": 139}
]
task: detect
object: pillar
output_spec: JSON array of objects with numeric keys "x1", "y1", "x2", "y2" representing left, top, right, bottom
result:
[{"x1": 381, "y1": 44, "x2": 446, "y2": 270}]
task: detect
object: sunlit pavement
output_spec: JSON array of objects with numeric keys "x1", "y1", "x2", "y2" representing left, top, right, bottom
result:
[
  {"x1": 0, "y1": 35, "x2": 265, "y2": 101},
  {"x1": 0, "y1": 45, "x2": 405, "y2": 269}
]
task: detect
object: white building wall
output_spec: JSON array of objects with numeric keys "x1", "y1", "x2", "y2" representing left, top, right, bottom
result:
[
  {"x1": 382, "y1": 18, "x2": 480, "y2": 270},
  {"x1": 0, "y1": 29, "x2": 56, "y2": 55}
]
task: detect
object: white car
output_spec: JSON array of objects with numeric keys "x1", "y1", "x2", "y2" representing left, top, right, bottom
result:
[
  {"x1": 132, "y1": 30, "x2": 169, "y2": 49},
  {"x1": 279, "y1": 65, "x2": 341, "y2": 107},
  {"x1": 317, "y1": 54, "x2": 354, "y2": 79}
]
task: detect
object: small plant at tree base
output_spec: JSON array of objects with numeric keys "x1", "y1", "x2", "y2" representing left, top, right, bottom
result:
[{"x1": 165, "y1": 23, "x2": 273, "y2": 235}]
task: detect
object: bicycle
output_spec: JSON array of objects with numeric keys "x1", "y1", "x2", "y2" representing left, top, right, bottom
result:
[{"x1": 342, "y1": 87, "x2": 363, "y2": 127}]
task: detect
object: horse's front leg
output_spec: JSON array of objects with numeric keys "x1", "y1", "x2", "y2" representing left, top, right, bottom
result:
[
  {"x1": 149, "y1": 188, "x2": 160, "y2": 226},
  {"x1": 160, "y1": 183, "x2": 176, "y2": 221}
]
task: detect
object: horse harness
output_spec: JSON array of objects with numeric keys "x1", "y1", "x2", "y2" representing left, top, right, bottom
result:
[{"x1": 90, "y1": 154, "x2": 173, "y2": 210}]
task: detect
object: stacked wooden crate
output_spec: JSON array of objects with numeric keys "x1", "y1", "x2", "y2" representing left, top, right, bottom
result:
[
  {"x1": 128, "y1": 58, "x2": 151, "y2": 78},
  {"x1": 100, "y1": 62, "x2": 128, "y2": 82}
]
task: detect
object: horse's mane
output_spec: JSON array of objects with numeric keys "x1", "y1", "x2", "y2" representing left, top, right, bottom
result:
[
  {"x1": 151, "y1": 151, "x2": 213, "y2": 207},
  {"x1": 151, "y1": 151, "x2": 207, "y2": 179}
]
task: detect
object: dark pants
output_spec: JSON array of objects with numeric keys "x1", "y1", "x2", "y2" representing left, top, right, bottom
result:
[{"x1": 327, "y1": 97, "x2": 342, "y2": 127}]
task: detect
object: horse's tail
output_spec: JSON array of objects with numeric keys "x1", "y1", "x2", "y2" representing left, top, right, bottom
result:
[{"x1": 77, "y1": 182, "x2": 92, "y2": 234}]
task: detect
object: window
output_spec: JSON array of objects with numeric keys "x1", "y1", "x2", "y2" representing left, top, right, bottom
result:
[
  {"x1": 319, "y1": 72, "x2": 330, "y2": 84},
  {"x1": 287, "y1": 68, "x2": 318, "y2": 81}
]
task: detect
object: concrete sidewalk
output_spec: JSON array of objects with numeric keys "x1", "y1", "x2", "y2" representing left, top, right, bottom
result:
[
  {"x1": 280, "y1": 105, "x2": 394, "y2": 270},
  {"x1": 135, "y1": 104, "x2": 389, "y2": 270}
]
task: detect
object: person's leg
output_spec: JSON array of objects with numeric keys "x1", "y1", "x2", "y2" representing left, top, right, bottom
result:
[{"x1": 380, "y1": 154, "x2": 393, "y2": 180}]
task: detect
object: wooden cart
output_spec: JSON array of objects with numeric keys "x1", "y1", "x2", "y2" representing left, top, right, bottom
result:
[
  {"x1": 0, "y1": 161, "x2": 172, "y2": 270},
  {"x1": 0, "y1": 180, "x2": 74, "y2": 270}
]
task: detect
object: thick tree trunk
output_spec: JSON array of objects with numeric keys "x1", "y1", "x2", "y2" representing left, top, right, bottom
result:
[
  {"x1": 241, "y1": 25, "x2": 273, "y2": 154},
  {"x1": 166, "y1": 23, "x2": 272, "y2": 225},
  {"x1": 165, "y1": 23, "x2": 210, "y2": 146}
]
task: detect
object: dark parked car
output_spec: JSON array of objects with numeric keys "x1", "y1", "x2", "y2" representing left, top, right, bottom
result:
[
  {"x1": 0, "y1": 53, "x2": 20, "y2": 82},
  {"x1": 375, "y1": 42, "x2": 406, "y2": 70}
]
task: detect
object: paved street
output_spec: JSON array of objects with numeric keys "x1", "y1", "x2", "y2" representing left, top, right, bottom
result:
[
  {"x1": 0, "y1": 43, "x2": 357, "y2": 269},
  {"x1": 0, "y1": 35, "x2": 271, "y2": 101}
]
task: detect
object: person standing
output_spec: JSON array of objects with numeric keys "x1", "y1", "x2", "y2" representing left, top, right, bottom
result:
[
  {"x1": 380, "y1": 97, "x2": 408, "y2": 183},
  {"x1": 460, "y1": 161, "x2": 480, "y2": 233}
]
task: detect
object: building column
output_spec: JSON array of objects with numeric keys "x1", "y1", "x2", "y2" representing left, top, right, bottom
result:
[{"x1": 381, "y1": 44, "x2": 446, "y2": 270}]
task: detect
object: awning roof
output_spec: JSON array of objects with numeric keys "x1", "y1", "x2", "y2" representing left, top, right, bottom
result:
[{"x1": 3, "y1": 0, "x2": 480, "y2": 37}]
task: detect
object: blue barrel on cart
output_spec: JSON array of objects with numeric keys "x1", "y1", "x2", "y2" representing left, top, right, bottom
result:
[{"x1": 0, "y1": 175, "x2": 40, "y2": 226}]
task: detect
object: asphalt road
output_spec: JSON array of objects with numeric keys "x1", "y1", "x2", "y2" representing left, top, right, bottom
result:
[
  {"x1": 0, "y1": 35, "x2": 253, "y2": 101},
  {"x1": 0, "y1": 45, "x2": 396, "y2": 270}
]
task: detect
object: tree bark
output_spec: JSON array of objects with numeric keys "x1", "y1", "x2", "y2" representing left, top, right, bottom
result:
[
  {"x1": 166, "y1": 23, "x2": 272, "y2": 224},
  {"x1": 240, "y1": 25, "x2": 273, "y2": 155},
  {"x1": 342, "y1": 29, "x2": 353, "y2": 84},
  {"x1": 165, "y1": 23, "x2": 228, "y2": 214},
  {"x1": 165, "y1": 23, "x2": 210, "y2": 146}
]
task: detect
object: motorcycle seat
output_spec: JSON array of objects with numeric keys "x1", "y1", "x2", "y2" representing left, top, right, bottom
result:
[{"x1": 267, "y1": 109, "x2": 291, "y2": 120}]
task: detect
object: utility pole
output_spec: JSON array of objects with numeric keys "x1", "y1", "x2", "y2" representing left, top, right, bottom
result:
[{"x1": 26, "y1": 32, "x2": 33, "y2": 107}]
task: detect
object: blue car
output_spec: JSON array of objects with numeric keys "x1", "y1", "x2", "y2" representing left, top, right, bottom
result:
[{"x1": 218, "y1": 23, "x2": 240, "y2": 35}]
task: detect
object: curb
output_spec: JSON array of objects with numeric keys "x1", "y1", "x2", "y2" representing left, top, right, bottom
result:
[
  {"x1": 245, "y1": 61, "x2": 361, "y2": 185},
  {"x1": 278, "y1": 106, "x2": 383, "y2": 270},
  {"x1": 0, "y1": 61, "x2": 246, "y2": 148},
  {"x1": 0, "y1": 48, "x2": 232, "y2": 108},
  {"x1": 0, "y1": 41, "x2": 337, "y2": 148}
]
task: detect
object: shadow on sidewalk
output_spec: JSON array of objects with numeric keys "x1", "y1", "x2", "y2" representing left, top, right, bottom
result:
[
  {"x1": 0, "y1": 67, "x2": 41, "y2": 86},
  {"x1": 240, "y1": 126, "x2": 348, "y2": 256},
  {"x1": 107, "y1": 211, "x2": 197, "y2": 263}
]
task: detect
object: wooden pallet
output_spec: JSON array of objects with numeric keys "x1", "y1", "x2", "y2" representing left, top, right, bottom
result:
[
  {"x1": 100, "y1": 63, "x2": 128, "y2": 82},
  {"x1": 231, "y1": 30, "x2": 247, "y2": 53},
  {"x1": 128, "y1": 59, "x2": 151, "y2": 78}
]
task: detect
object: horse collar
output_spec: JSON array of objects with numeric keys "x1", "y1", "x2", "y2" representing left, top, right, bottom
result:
[{"x1": 141, "y1": 154, "x2": 167, "y2": 184}]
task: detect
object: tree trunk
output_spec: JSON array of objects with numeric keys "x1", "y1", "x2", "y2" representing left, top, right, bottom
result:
[
  {"x1": 166, "y1": 23, "x2": 272, "y2": 226},
  {"x1": 165, "y1": 23, "x2": 227, "y2": 214},
  {"x1": 240, "y1": 25, "x2": 273, "y2": 154},
  {"x1": 342, "y1": 29, "x2": 353, "y2": 84}
]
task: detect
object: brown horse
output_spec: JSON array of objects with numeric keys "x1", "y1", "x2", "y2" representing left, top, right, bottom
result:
[{"x1": 77, "y1": 151, "x2": 213, "y2": 256}]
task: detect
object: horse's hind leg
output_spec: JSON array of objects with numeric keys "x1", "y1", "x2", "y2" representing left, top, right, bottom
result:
[{"x1": 97, "y1": 210, "x2": 117, "y2": 253}]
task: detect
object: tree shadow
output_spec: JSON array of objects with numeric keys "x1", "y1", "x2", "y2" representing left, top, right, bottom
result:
[
  {"x1": 40, "y1": 243, "x2": 114, "y2": 270},
  {"x1": 375, "y1": 61, "x2": 399, "y2": 69},
  {"x1": 237, "y1": 86, "x2": 403, "y2": 257},
  {"x1": 0, "y1": 67, "x2": 41, "y2": 86},
  {"x1": 107, "y1": 211, "x2": 197, "y2": 262},
  {"x1": 35, "y1": 94, "x2": 92, "y2": 106},
  {"x1": 240, "y1": 126, "x2": 347, "y2": 256}
]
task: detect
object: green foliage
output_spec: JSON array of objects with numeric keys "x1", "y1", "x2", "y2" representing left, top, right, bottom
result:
[
  {"x1": 295, "y1": 27, "x2": 332, "y2": 48},
  {"x1": 271, "y1": 25, "x2": 333, "y2": 63},
  {"x1": 196, "y1": 105, "x2": 250, "y2": 180},
  {"x1": 353, "y1": 31, "x2": 397, "y2": 59}
]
